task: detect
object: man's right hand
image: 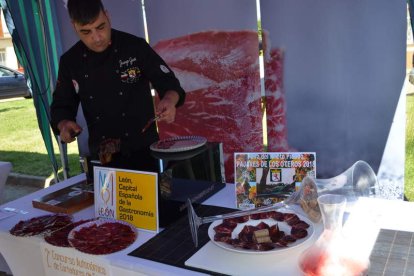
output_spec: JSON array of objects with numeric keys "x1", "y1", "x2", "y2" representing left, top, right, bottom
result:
[{"x1": 57, "y1": 120, "x2": 82, "y2": 143}]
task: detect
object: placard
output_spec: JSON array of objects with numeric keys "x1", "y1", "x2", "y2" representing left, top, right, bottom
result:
[
  {"x1": 32, "y1": 181, "x2": 94, "y2": 214},
  {"x1": 234, "y1": 152, "x2": 316, "y2": 209},
  {"x1": 41, "y1": 242, "x2": 111, "y2": 276},
  {"x1": 94, "y1": 166, "x2": 159, "y2": 232}
]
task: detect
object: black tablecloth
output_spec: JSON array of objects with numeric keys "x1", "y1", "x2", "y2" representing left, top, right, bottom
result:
[{"x1": 128, "y1": 204, "x2": 236, "y2": 275}]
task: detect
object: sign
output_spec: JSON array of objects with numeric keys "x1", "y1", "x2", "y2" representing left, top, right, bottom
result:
[
  {"x1": 41, "y1": 242, "x2": 111, "y2": 276},
  {"x1": 94, "y1": 166, "x2": 159, "y2": 232},
  {"x1": 234, "y1": 152, "x2": 316, "y2": 209}
]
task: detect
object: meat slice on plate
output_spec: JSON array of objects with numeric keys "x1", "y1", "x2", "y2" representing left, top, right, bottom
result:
[
  {"x1": 10, "y1": 214, "x2": 73, "y2": 237},
  {"x1": 44, "y1": 218, "x2": 95, "y2": 247},
  {"x1": 68, "y1": 220, "x2": 137, "y2": 255}
]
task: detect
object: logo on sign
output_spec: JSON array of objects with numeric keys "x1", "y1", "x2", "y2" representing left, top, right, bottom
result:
[{"x1": 97, "y1": 170, "x2": 116, "y2": 218}]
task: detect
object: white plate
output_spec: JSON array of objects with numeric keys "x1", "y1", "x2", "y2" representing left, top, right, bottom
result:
[
  {"x1": 208, "y1": 211, "x2": 314, "y2": 254},
  {"x1": 68, "y1": 218, "x2": 137, "y2": 255},
  {"x1": 150, "y1": 136, "x2": 207, "y2": 153}
]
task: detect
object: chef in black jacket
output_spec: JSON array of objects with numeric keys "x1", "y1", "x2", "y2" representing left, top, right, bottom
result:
[{"x1": 51, "y1": 0, "x2": 185, "y2": 172}]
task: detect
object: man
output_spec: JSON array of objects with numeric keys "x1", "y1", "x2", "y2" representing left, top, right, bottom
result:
[{"x1": 51, "y1": 0, "x2": 185, "y2": 172}]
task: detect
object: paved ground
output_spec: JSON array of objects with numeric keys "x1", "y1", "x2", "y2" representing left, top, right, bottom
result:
[{"x1": 0, "y1": 174, "x2": 45, "y2": 205}]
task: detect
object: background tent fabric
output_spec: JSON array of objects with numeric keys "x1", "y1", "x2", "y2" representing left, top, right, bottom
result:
[
  {"x1": 409, "y1": 0, "x2": 414, "y2": 43},
  {"x1": 0, "y1": 0, "x2": 64, "y2": 180},
  {"x1": 260, "y1": 1, "x2": 406, "y2": 186}
]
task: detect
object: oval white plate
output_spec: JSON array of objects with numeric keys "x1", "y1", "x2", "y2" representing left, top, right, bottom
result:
[
  {"x1": 208, "y1": 211, "x2": 314, "y2": 254},
  {"x1": 150, "y1": 136, "x2": 207, "y2": 153}
]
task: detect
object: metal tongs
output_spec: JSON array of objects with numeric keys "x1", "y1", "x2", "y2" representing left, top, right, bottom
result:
[{"x1": 141, "y1": 115, "x2": 160, "y2": 133}]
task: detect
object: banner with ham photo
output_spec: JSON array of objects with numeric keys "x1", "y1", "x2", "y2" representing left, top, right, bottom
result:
[{"x1": 146, "y1": 0, "x2": 267, "y2": 182}]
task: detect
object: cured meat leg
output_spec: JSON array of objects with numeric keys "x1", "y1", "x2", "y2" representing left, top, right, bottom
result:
[{"x1": 153, "y1": 30, "x2": 289, "y2": 182}]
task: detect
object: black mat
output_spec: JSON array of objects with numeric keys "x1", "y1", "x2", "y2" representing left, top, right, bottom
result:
[
  {"x1": 128, "y1": 204, "x2": 236, "y2": 275},
  {"x1": 369, "y1": 229, "x2": 414, "y2": 275}
]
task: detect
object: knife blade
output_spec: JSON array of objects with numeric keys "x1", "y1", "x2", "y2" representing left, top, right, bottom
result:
[{"x1": 141, "y1": 115, "x2": 160, "y2": 133}]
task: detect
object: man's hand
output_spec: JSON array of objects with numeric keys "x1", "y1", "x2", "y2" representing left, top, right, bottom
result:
[
  {"x1": 156, "y1": 90, "x2": 180, "y2": 123},
  {"x1": 57, "y1": 120, "x2": 82, "y2": 143}
]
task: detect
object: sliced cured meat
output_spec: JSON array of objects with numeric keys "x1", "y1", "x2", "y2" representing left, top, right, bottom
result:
[
  {"x1": 239, "y1": 225, "x2": 258, "y2": 235},
  {"x1": 269, "y1": 224, "x2": 283, "y2": 242},
  {"x1": 258, "y1": 212, "x2": 271, "y2": 219},
  {"x1": 255, "y1": 221, "x2": 270, "y2": 230},
  {"x1": 10, "y1": 214, "x2": 73, "y2": 237},
  {"x1": 284, "y1": 213, "x2": 301, "y2": 226},
  {"x1": 153, "y1": 30, "x2": 289, "y2": 182},
  {"x1": 214, "y1": 232, "x2": 232, "y2": 243},
  {"x1": 280, "y1": 235, "x2": 297, "y2": 243},
  {"x1": 68, "y1": 220, "x2": 137, "y2": 255},
  {"x1": 292, "y1": 220, "x2": 310, "y2": 230},
  {"x1": 223, "y1": 215, "x2": 250, "y2": 224},
  {"x1": 213, "y1": 223, "x2": 235, "y2": 234},
  {"x1": 274, "y1": 240, "x2": 289, "y2": 248},
  {"x1": 269, "y1": 211, "x2": 285, "y2": 221},
  {"x1": 212, "y1": 210, "x2": 311, "y2": 252},
  {"x1": 291, "y1": 227, "x2": 308, "y2": 239},
  {"x1": 250, "y1": 213, "x2": 262, "y2": 220},
  {"x1": 155, "y1": 140, "x2": 176, "y2": 149},
  {"x1": 44, "y1": 219, "x2": 95, "y2": 247}
]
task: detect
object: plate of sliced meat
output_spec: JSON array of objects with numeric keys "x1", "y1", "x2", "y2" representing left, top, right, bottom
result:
[
  {"x1": 68, "y1": 219, "x2": 137, "y2": 255},
  {"x1": 150, "y1": 136, "x2": 207, "y2": 153},
  {"x1": 9, "y1": 214, "x2": 73, "y2": 237},
  {"x1": 208, "y1": 210, "x2": 314, "y2": 254},
  {"x1": 44, "y1": 218, "x2": 96, "y2": 247}
]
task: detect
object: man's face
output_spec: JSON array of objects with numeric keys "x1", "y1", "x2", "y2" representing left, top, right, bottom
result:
[{"x1": 73, "y1": 10, "x2": 111, "y2": 53}]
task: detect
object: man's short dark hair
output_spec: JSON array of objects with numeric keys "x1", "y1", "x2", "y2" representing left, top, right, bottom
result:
[{"x1": 67, "y1": 0, "x2": 105, "y2": 25}]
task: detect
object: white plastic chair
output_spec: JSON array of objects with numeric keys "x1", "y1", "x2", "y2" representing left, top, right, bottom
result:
[{"x1": 0, "y1": 161, "x2": 12, "y2": 199}]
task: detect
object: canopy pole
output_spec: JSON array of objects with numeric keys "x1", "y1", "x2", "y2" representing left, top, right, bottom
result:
[{"x1": 57, "y1": 136, "x2": 68, "y2": 180}]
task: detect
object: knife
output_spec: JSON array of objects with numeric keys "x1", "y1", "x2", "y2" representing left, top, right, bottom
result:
[{"x1": 141, "y1": 115, "x2": 160, "y2": 133}]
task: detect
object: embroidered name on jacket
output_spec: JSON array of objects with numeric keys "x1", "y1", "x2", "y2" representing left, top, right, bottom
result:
[{"x1": 119, "y1": 57, "x2": 140, "y2": 83}]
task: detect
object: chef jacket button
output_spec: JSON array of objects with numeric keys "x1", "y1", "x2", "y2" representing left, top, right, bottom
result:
[
  {"x1": 119, "y1": 91, "x2": 123, "y2": 96},
  {"x1": 102, "y1": 136, "x2": 106, "y2": 139},
  {"x1": 89, "y1": 96, "x2": 94, "y2": 99},
  {"x1": 125, "y1": 133, "x2": 129, "y2": 137},
  {"x1": 115, "y1": 70, "x2": 119, "y2": 74},
  {"x1": 122, "y1": 113, "x2": 126, "y2": 117},
  {"x1": 85, "y1": 74, "x2": 88, "y2": 78},
  {"x1": 96, "y1": 116, "x2": 100, "y2": 120},
  {"x1": 83, "y1": 53, "x2": 87, "y2": 58},
  {"x1": 114, "y1": 49, "x2": 118, "y2": 53}
]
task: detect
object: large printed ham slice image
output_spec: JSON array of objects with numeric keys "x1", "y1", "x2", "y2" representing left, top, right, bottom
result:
[
  {"x1": 264, "y1": 47, "x2": 289, "y2": 152},
  {"x1": 153, "y1": 30, "x2": 288, "y2": 182}
]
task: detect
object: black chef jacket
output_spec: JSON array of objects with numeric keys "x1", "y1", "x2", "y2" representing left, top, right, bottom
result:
[{"x1": 50, "y1": 29, "x2": 185, "y2": 162}]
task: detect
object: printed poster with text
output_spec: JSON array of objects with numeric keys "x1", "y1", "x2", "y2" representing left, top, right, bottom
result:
[
  {"x1": 94, "y1": 166, "x2": 158, "y2": 232},
  {"x1": 235, "y1": 152, "x2": 316, "y2": 209}
]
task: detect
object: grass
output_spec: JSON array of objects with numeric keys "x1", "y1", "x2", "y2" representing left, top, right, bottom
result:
[
  {"x1": 0, "y1": 98, "x2": 81, "y2": 179},
  {"x1": 406, "y1": 94, "x2": 414, "y2": 201},
  {"x1": 0, "y1": 97, "x2": 413, "y2": 200}
]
